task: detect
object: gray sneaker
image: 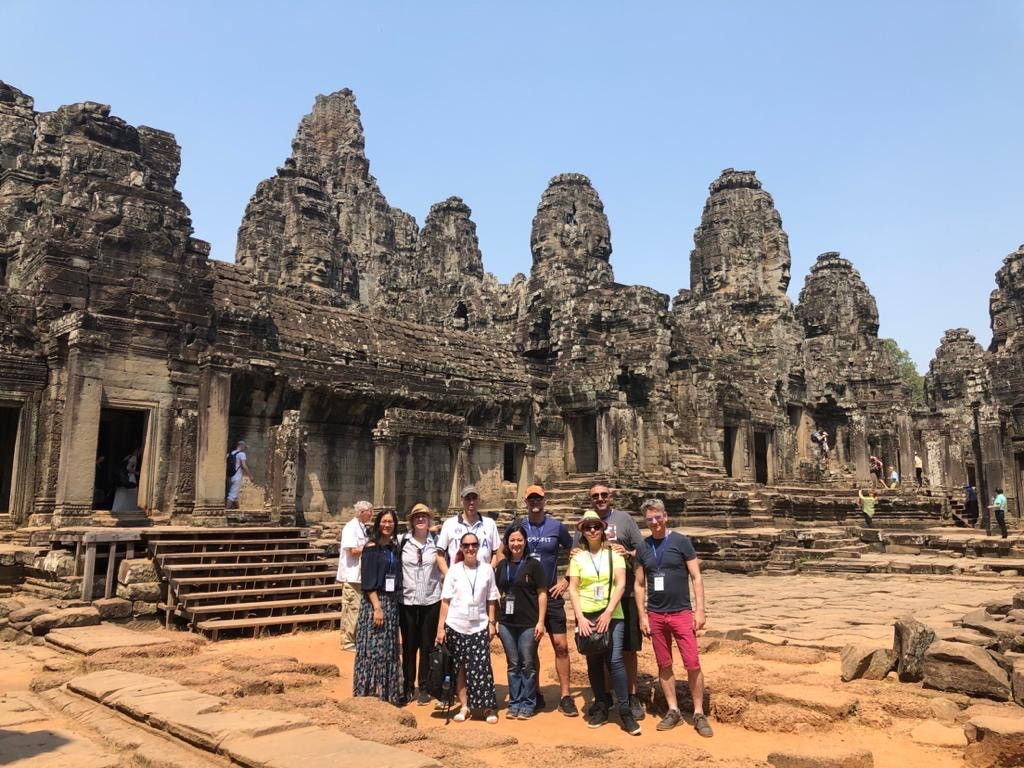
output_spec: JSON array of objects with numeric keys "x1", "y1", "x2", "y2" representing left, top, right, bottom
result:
[
  {"x1": 628, "y1": 694, "x2": 646, "y2": 721},
  {"x1": 656, "y1": 708, "x2": 682, "y2": 731},
  {"x1": 693, "y1": 712, "x2": 714, "y2": 737}
]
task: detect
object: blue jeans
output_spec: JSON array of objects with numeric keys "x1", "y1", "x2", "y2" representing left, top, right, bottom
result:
[
  {"x1": 585, "y1": 618, "x2": 627, "y2": 714},
  {"x1": 498, "y1": 623, "x2": 538, "y2": 714}
]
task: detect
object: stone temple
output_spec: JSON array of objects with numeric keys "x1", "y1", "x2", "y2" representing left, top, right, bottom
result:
[{"x1": 0, "y1": 81, "x2": 1021, "y2": 544}]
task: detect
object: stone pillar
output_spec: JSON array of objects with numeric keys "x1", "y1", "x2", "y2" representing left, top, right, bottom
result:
[
  {"x1": 53, "y1": 331, "x2": 107, "y2": 528},
  {"x1": 979, "y1": 416, "x2": 1004, "y2": 508},
  {"x1": 896, "y1": 412, "x2": 914, "y2": 485},
  {"x1": 448, "y1": 438, "x2": 471, "y2": 511},
  {"x1": 373, "y1": 431, "x2": 397, "y2": 513},
  {"x1": 193, "y1": 358, "x2": 231, "y2": 527},
  {"x1": 267, "y1": 409, "x2": 304, "y2": 526},
  {"x1": 849, "y1": 415, "x2": 869, "y2": 483},
  {"x1": 597, "y1": 409, "x2": 615, "y2": 474},
  {"x1": 517, "y1": 445, "x2": 537, "y2": 500}
]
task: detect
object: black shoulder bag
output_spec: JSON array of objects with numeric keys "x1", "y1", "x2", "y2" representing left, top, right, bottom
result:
[{"x1": 574, "y1": 547, "x2": 614, "y2": 656}]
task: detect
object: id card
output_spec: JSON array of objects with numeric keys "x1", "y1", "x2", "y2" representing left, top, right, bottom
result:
[
  {"x1": 465, "y1": 604, "x2": 483, "y2": 621},
  {"x1": 385, "y1": 576, "x2": 396, "y2": 593},
  {"x1": 593, "y1": 584, "x2": 606, "y2": 602},
  {"x1": 505, "y1": 597, "x2": 516, "y2": 615},
  {"x1": 653, "y1": 574, "x2": 665, "y2": 592}
]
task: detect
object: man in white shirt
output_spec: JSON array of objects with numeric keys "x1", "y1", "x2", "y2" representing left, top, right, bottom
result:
[
  {"x1": 226, "y1": 440, "x2": 252, "y2": 509},
  {"x1": 435, "y1": 486, "x2": 500, "y2": 574},
  {"x1": 337, "y1": 500, "x2": 373, "y2": 650}
]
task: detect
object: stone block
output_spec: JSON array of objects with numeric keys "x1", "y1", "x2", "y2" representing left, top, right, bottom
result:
[
  {"x1": 93, "y1": 597, "x2": 132, "y2": 620},
  {"x1": 922, "y1": 640, "x2": 1011, "y2": 701},
  {"x1": 30, "y1": 606, "x2": 101, "y2": 635},
  {"x1": 163, "y1": 709, "x2": 311, "y2": 752},
  {"x1": 758, "y1": 684, "x2": 859, "y2": 718},
  {"x1": 116, "y1": 581, "x2": 161, "y2": 602},
  {"x1": 8, "y1": 605, "x2": 51, "y2": 624},
  {"x1": 132, "y1": 600, "x2": 159, "y2": 617},
  {"x1": 767, "y1": 748, "x2": 873, "y2": 768},
  {"x1": 984, "y1": 599, "x2": 1013, "y2": 616},
  {"x1": 840, "y1": 644, "x2": 893, "y2": 681},
  {"x1": 41, "y1": 549, "x2": 76, "y2": 577},
  {"x1": 909, "y1": 719, "x2": 968, "y2": 747},
  {"x1": 221, "y1": 725, "x2": 440, "y2": 768},
  {"x1": 1013, "y1": 591, "x2": 1024, "y2": 610},
  {"x1": 118, "y1": 558, "x2": 157, "y2": 585},
  {"x1": 893, "y1": 616, "x2": 935, "y2": 682},
  {"x1": 1013, "y1": 661, "x2": 1024, "y2": 707},
  {"x1": 964, "y1": 715, "x2": 1024, "y2": 768}
]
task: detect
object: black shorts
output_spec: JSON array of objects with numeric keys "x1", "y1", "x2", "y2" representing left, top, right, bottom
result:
[
  {"x1": 620, "y1": 595, "x2": 643, "y2": 652},
  {"x1": 544, "y1": 595, "x2": 568, "y2": 635}
]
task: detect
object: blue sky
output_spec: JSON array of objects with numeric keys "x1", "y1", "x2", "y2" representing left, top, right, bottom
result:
[{"x1": 3, "y1": 2, "x2": 1022, "y2": 371}]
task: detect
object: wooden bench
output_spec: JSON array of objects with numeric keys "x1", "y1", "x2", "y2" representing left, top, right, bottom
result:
[
  {"x1": 170, "y1": 569, "x2": 339, "y2": 589},
  {"x1": 155, "y1": 548, "x2": 324, "y2": 562},
  {"x1": 196, "y1": 611, "x2": 344, "y2": 640},
  {"x1": 181, "y1": 596, "x2": 343, "y2": 615},
  {"x1": 150, "y1": 537, "x2": 311, "y2": 551},
  {"x1": 179, "y1": 583, "x2": 345, "y2": 604},
  {"x1": 161, "y1": 559, "x2": 338, "y2": 575}
]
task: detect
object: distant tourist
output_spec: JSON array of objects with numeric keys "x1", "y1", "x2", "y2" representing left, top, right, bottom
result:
[
  {"x1": 353, "y1": 509, "x2": 403, "y2": 704},
  {"x1": 812, "y1": 429, "x2": 830, "y2": 460},
  {"x1": 634, "y1": 499, "x2": 713, "y2": 737},
  {"x1": 857, "y1": 488, "x2": 877, "y2": 528},
  {"x1": 988, "y1": 488, "x2": 1009, "y2": 539},
  {"x1": 868, "y1": 455, "x2": 886, "y2": 489},
  {"x1": 225, "y1": 440, "x2": 252, "y2": 509},
  {"x1": 436, "y1": 486, "x2": 500, "y2": 572},
  {"x1": 964, "y1": 483, "x2": 979, "y2": 527},
  {"x1": 112, "y1": 446, "x2": 143, "y2": 512},
  {"x1": 398, "y1": 503, "x2": 442, "y2": 705},
  {"x1": 888, "y1": 466, "x2": 900, "y2": 488},
  {"x1": 337, "y1": 500, "x2": 374, "y2": 650},
  {"x1": 495, "y1": 523, "x2": 547, "y2": 719},
  {"x1": 436, "y1": 531, "x2": 500, "y2": 723},
  {"x1": 914, "y1": 453, "x2": 924, "y2": 487}
]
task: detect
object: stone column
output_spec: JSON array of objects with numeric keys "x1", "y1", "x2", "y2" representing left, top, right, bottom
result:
[
  {"x1": 448, "y1": 438, "x2": 471, "y2": 512},
  {"x1": 896, "y1": 412, "x2": 914, "y2": 485},
  {"x1": 372, "y1": 431, "x2": 397, "y2": 513},
  {"x1": 516, "y1": 444, "x2": 536, "y2": 500},
  {"x1": 267, "y1": 409, "x2": 304, "y2": 526},
  {"x1": 596, "y1": 409, "x2": 615, "y2": 474},
  {"x1": 193, "y1": 357, "x2": 231, "y2": 527},
  {"x1": 53, "y1": 330, "x2": 107, "y2": 528},
  {"x1": 849, "y1": 414, "x2": 869, "y2": 483}
]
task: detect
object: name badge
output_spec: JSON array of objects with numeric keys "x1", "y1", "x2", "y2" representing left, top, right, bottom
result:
[
  {"x1": 505, "y1": 597, "x2": 516, "y2": 615},
  {"x1": 466, "y1": 603, "x2": 483, "y2": 621},
  {"x1": 593, "y1": 584, "x2": 606, "y2": 602},
  {"x1": 385, "y1": 576, "x2": 396, "y2": 593},
  {"x1": 653, "y1": 574, "x2": 665, "y2": 592},
  {"x1": 530, "y1": 553, "x2": 542, "y2": 561}
]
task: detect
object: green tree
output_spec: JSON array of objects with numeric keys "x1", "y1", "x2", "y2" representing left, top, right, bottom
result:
[{"x1": 881, "y1": 338, "x2": 925, "y2": 403}]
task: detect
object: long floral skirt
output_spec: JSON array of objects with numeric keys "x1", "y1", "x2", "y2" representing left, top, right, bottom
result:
[
  {"x1": 446, "y1": 625, "x2": 497, "y2": 710},
  {"x1": 352, "y1": 592, "x2": 403, "y2": 704}
]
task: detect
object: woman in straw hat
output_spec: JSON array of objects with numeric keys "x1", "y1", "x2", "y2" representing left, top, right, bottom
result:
[{"x1": 399, "y1": 503, "x2": 443, "y2": 705}]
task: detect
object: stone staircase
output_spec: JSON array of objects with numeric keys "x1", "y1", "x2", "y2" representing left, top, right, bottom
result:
[{"x1": 150, "y1": 527, "x2": 343, "y2": 640}]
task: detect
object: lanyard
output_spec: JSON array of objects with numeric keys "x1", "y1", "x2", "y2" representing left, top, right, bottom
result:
[
  {"x1": 649, "y1": 536, "x2": 667, "y2": 570},
  {"x1": 525, "y1": 516, "x2": 545, "y2": 539},
  {"x1": 587, "y1": 550, "x2": 604, "y2": 578},
  {"x1": 506, "y1": 558, "x2": 525, "y2": 584},
  {"x1": 463, "y1": 564, "x2": 478, "y2": 597},
  {"x1": 386, "y1": 549, "x2": 394, "y2": 573}
]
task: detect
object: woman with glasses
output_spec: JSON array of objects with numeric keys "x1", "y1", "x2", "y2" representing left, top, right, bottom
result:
[
  {"x1": 399, "y1": 503, "x2": 443, "y2": 705},
  {"x1": 567, "y1": 510, "x2": 639, "y2": 735},
  {"x1": 436, "y1": 531, "x2": 500, "y2": 722},
  {"x1": 353, "y1": 508, "x2": 403, "y2": 704},
  {"x1": 495, "y1": 523, "x2": 548, "y2": 719}
]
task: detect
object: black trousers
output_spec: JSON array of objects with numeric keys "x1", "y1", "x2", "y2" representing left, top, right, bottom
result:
[{"x1": 399, "y1": 601, "x2": 440, "y2": 692}]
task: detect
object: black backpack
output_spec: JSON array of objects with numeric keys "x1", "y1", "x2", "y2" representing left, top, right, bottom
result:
[
  {"x1": 226, "y1": 450, "x2": 238, "y2": 481},
  {"x1": 425, "y1": 643, "x2": 455, "y2": 716}
]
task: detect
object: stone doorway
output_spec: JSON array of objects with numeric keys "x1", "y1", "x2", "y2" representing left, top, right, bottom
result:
[
  {"x1": 565, "y1": 413, "x2": 598, "y2": 474},
  {"x1": 966, "y1": 462, "x2": 977, "y2": 489},
  {"x1": 754, "y1": 430, "x2": 770, "y2": 484},
  {"x1": 724, "y1": 424, "x2": 738, "y2": 477},
  {"x1": 94, "y1": 408, "x2": 148, "y2": 513},
  {"x1": 0, "y1": 405, "x2": 18, "y2": 514}
]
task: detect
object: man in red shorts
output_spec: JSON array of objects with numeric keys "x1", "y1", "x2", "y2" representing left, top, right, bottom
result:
[{"x1": 634, "y1": 498, "x2": 713, "y2": 737}]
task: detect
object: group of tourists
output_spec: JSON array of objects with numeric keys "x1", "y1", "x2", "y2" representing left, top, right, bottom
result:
[{"x1": 338, "y1": 482, "x2": 713, "y2": 738}]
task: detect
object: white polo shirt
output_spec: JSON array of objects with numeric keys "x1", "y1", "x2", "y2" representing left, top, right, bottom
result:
[
  {"x1": 337, "y1": 516, "x2": 368, "y2": 584},
  {"x1": 436, "y1": 513, "x2": 501, "y2": 565}
]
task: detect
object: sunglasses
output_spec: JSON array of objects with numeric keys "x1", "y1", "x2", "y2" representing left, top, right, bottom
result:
[
  {"x1": 590, "y1": 492, "x2": 610, "y2": 500},
  {"x1": 526, "y1": 495, "x2": 544, "y2": 502},
  {"x1": 581, "y1": 524, "x2": 604, "y2": 532},
  {"x1": 461, "y1": 542, "x2": 480, "y2": 550},
  {"x1": 645, "y1": 515, "x2": 665, "y2": 523}
]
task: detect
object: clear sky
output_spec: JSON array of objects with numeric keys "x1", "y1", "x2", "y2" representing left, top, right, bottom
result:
[{"x1": 3, "y1": 1, "x2": 1022, "y2": 371}]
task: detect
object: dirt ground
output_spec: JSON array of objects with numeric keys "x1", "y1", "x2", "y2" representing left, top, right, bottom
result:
[{"x1": 5, "y1": 572, "x2": 1023, "y2": 767}]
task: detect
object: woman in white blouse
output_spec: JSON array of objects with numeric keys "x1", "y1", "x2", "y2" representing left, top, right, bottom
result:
[{"x1": 436, "y1": 531, "x2": 500, "y2": 723}]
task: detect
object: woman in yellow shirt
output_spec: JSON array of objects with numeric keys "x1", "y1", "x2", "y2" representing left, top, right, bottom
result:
[{"x1": 567, "y1": 510, "x2": 638, "y2": 735}]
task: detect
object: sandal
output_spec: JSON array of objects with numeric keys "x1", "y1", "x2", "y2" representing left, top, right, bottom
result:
[
  {"x1": 453, "y1": 706, "x2": 470, "y2": 722},
  {"x1": 484, "y1": 709, "x2": 498, "y2": 724}
]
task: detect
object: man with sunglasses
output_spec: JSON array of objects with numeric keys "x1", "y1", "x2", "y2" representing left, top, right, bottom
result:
[
  {"x1": 520, "y1": 485, "x2": 577, "y2": 716},
  {"x1": 634, "y1": 498, "x2": 712, "y2": 737},
  {"x1": 436, "y1": 485, "x2": 500, "y2": 575},
  {"x1": 574, "y1": 482, "x2": 646, "y2": 721}
]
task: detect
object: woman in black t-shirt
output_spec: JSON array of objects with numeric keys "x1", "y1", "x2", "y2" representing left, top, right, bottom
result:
[{"x1": 495, "y1": 523, "x2": 548, "y2": 719}]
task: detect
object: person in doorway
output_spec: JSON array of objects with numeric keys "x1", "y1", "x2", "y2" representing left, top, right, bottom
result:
[
  {"x1": 225, "y1": 440, "x2": 252, "y2": 509},
  {"x1": 869, "y1": 455, "x2": 886, "y2": 489},
  {"x1": 112, "y1": 445, "x2": 143, "y2": 513},
  {"x1": 436, "y1": 486, "x2": 501, "y2": 573},
  {"x1": 888, "y1": 466, "x2": 900, "y2": 489},
  {"x1": 634, "y1": 499, "x2": 713, "y2": 737},
  {"x1": 495, "y1": 523, "x2": 547, "y2": 719},
  {"x1": 398, "y1": 503, "x2": 442, "y2": 705},
  {"x1": 518, "y1": 485, "x2": 577, "y2": 716},
  {"x1": 573, "y1": 483, "x2": 646, "y2": 722},
  {"x1": 988, "y1": 488, "x2": 1009, "y2": 539},
  {"x1": 857, "y1": 488, "x2": 877, "y2": 528},
  {"x1": 436, "y1": 532, "x2": 500, "y2": 723},
  {"x1": 964, "y1": 483, "x2": 979, "y2": 527},
  {"x1": 914, "y1": 453, "x2": 924, "y2": 487},
  {"x1": 337, "y1": 500, "x2": 374, "y2": 650},
  {"x1": 568, "y1": 510, "x2": 637, "y2": 735},
  {"x1": 816, "y1": 429, "x2": 830, "y2": 460},
  {"x1": 353, "y1": 508, "x2": 403, "y2": 704}
]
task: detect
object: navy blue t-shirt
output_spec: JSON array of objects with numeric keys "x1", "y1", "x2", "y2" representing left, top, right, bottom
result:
[
  {"x1": 637, "y1": 531, "x2": 697, "y2": 613},
  {"x1": 520, "y1": 515, "x2": 573, "y2": 588}
]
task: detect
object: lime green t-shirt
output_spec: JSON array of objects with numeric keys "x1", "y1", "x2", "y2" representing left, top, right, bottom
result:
[
  {"x1": 861, "y1": 496, "x2": 876, "y2": 517},
  {"x1": 569, "y1": 547, "x2": 626, "y2": 618}
]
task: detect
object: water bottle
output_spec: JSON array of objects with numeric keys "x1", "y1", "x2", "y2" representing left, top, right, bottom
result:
[{"x1": 442, "y1": 674, "x2": 451, "y2": 695}]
